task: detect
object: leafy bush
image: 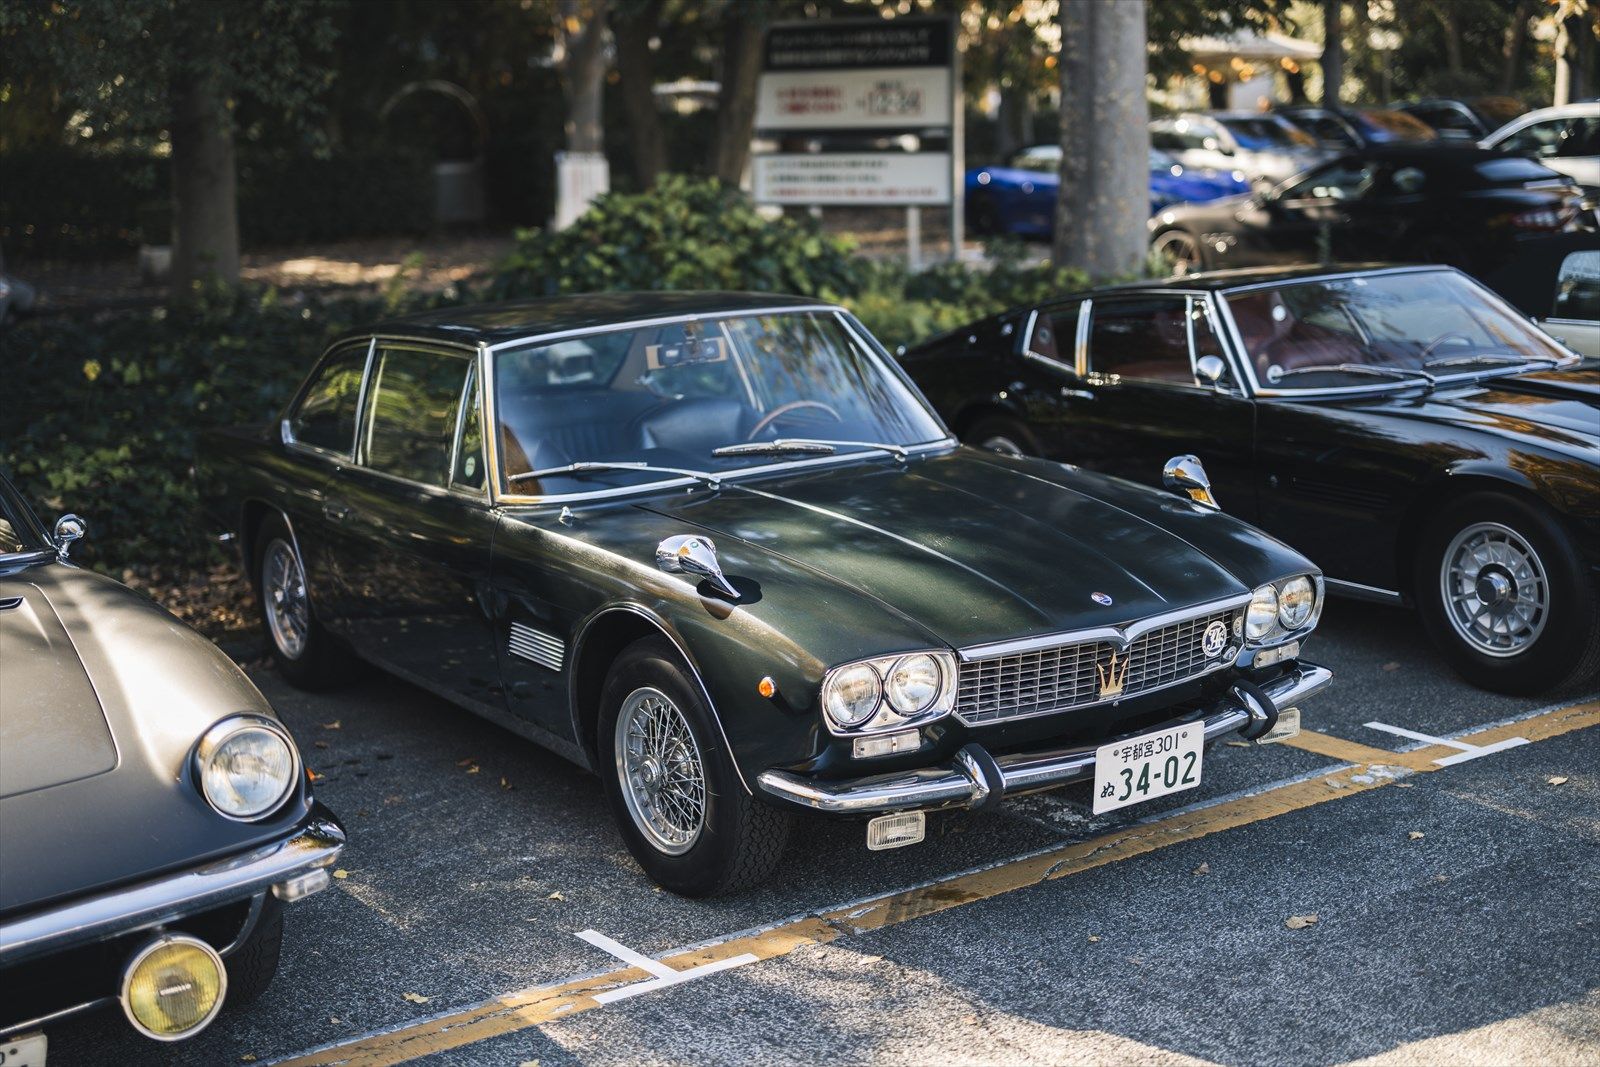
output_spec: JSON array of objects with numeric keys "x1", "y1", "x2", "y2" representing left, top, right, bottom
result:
[
  {"x1": 0, "y1": 148, "x2": 432, "y2": 261},
  {"x1": 482, "y1": 176, "x2": 870, "y2": 301}
]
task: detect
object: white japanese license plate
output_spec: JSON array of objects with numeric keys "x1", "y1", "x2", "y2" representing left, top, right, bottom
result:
[
  {"x1": 1093, "y1": 721, "x2": 1204, "y2": 814},
  {"x1": 0, "y1": 1031, "x2": 46, "y2": 1067}
]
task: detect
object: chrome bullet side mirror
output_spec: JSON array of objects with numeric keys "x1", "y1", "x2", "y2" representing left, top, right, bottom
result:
[
  {"x1": 1194, "y1": 354, "x2": 1227, "y2": 387},
  {"x1": 656, "y1": 534, "x2": 739, "y2": 599},
  {"x1": 1163, "y1": 455, "x2": 1220, "y2": 511},
  {"x1": 53, "y1": 513, "x2": 87, "y2": 558}
]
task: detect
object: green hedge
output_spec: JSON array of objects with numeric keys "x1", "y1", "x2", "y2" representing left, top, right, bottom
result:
[{"x1": 0, "y1": 148, "x2": 433, "y2": 260}]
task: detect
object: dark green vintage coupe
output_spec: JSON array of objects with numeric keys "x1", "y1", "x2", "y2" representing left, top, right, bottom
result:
[{"x1": 200, "y1": 292, "x2": 1331, "y2": 896}]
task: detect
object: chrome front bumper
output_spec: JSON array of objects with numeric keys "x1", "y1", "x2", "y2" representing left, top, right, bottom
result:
[
  {"x1": 0, "y1": 807, "x2": 345, "y2": 968},
  {"x1": 758, "y1": 663, "x2": 1331, "y2": 816}
]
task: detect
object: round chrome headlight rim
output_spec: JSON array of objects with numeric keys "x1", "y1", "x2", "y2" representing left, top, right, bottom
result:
[
  {"x1": 822, "y1": 662, "x2": 884, "y2": 729},
  {"x1": 1245, "y1": 584, "x2": 1280, "y2": 642},
  {"x1": 884, "y1": 653, "x2": 942, "y2": 716},
  {"x1": 1277, "y1": 576, "x2": 1316, "y2": 630},
  {"x1": 119, "y1": 933, "x2": 228, "y2": 1041},
  {"x1": 194, "y1": 714, "x2": 300, "y2": 823}
]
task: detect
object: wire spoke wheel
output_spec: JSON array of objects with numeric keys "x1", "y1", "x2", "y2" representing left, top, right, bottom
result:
[
  {"x1": 1440, "y1": 521, "x2": 1548, "y2": 658},
  {"x1": 614, "y1": 686, "x2": 706, "y2": 856},
  {"x1": 262, "y1": 539, "x2": 310, "y2": 660}
]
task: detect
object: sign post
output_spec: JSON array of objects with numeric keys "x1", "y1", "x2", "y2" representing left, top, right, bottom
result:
[{"x1": 752, "y1": 16, "x2": 962, "y2": 262}]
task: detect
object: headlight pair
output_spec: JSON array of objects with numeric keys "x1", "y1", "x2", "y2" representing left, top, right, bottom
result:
[
  {"x1": 1245, "y1": 575, "x2": 1323, "y2": 644},
  {"x1": 196, "y1": 716, "x2": 299, "y2": 820},
  {"x1": 822, "y1": 651, "x2": 957, "y2": 733}
]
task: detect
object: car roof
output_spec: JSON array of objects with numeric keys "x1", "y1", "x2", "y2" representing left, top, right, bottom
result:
[{"x1": 340, "y1": 291, "x2": 836, "y2": 348}]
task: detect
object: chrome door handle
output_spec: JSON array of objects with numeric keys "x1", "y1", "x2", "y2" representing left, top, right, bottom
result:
[
  {"x1": 322, "y1": 502, "x2": 351, "y2": 523},
  {"x1": 1060, "y1": 388, "x2": 1095, "y2": 400}
]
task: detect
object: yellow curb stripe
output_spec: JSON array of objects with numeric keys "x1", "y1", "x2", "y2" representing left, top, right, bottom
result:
[
  {"x1": 281, "y1": 699, "x2": 1599, "y2": 1067},
  {"x1": 1276, "y1": 730, "x2": 1433, "y2": 770}
]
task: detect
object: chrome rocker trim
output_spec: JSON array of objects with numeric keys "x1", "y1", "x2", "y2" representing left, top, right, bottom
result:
[
  {"x1": 0, "y1": 806, "x2": 345, "y2": 969},
  {"x1": 758, "y1": 663, "x2": 1331, "y2": 815}
]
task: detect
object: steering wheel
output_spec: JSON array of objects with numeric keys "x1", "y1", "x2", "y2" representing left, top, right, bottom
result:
[
  {"x1": 1420, "y1": 332, "x2": 1474, "y2": 361},
  {"x1": 746, "y1": 400, "x2": 844, "y2": 441}
]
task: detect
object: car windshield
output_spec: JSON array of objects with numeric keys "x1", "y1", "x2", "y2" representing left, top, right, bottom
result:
[
  {"x1": 0, "y1": 477, "x2": 52, "y2": 558},
  {"x1": 1224, "y1": 270, "x2": 1573, "y2": 390},
  {"x1": 1219, "y1": 116, "x2": 1315, "y2": 150},
  {"x1": 492, "y1": 310, "x2": 947, "y2": 495},
  {"x1": 1356, "y1": 109, "x2": 1437, "y2": 142}
]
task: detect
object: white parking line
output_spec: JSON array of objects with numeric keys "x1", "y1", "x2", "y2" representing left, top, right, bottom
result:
[
  {"x1": 1363, "y1": 720, "x2": 1529, "y2": 766},
  {"x1": 576, "y1": 929, "x2": 759, "y2": 1004}
]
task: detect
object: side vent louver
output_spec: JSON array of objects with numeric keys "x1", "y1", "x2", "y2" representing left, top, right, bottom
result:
[{"x1": 508, "y1": 621, "x2": 564, "y2": 672}]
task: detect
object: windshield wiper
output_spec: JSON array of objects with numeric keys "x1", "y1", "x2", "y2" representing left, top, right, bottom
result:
[
  {"x1": 1271, "y1": 363, "x2": 1437, "y2": 387},
  {"x1": 508, "y1": 460, "x2": 722, "y2": 488},
  {"x1": 1422, "y1": 352, "x2": 1562, "y2": 371},
  {"x1": 713, "y1": 438, "x2": 910, "y2": 460}
]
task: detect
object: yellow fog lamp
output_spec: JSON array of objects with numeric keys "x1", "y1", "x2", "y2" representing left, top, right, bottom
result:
[{"x1": 120, "y1": 934, "x2": 227, "y2": 1041}]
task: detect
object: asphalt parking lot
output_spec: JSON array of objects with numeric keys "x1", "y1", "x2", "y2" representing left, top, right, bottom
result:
[{"x1": 46, "y1": 598, "x2": 1600, "y2": 1067}]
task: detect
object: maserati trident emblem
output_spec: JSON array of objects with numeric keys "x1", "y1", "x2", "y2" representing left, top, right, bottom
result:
[
  {"x1": 1201, "y1": 620, "x2": 1229, "y2": 658},
  {"x1": 1090, "y1": 591, "x2": 1114, "y2": 606},
  {"x1": 1096, "y1": 649, "x2": 1129, "y2": 699}
]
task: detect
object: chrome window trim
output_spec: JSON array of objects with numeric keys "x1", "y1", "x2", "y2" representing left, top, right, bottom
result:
[
  {"x1": 1199, "y1": 292, "x2": 1249, "y2": 396},
  {"x1": 1082, "y1": 291, "x2": 1220, "y2": 392},
  {"x1": 354, "y1": 342, "x2": 485, "y2": 500},
  {"x1": 484, "y1": 306, "x2": 955, "y2": 505},
  {"x1": 957, "y1": 591, "x2": 1253, "y2": 662},
  {"x1": 1073, "y1": 297, "x2": 1091, "y2": 375},
  {"x1": 282, "y1": 338, "x2": 375, "y2": 462},
  {"x1": 1020, "y1": 307, "x2": 1039, "y2": 356}
]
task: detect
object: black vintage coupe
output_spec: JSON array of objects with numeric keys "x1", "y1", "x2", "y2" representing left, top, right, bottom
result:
[
  {"x1": 199, "y1": 292, "x2": 1329, "y2": 896},
  {"x1": 0, "y1": 474, "x2": 344, "y2": 1050},
  {"x1": 900, "y1": 264, "x2": 1600, "y2": 695}
]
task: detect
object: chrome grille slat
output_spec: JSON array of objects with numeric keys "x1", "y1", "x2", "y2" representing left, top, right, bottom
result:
[
  {"x1": 956, "y1": 608, "x2": 1237, "y2": 725},
  {"x1": 508, "y1": 621, "x2": 565, "y2": 672}
]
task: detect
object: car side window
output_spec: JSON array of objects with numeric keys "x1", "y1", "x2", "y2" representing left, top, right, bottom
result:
[
  {"x1": 289, "y1": 344, "x2": 370, "y2": 456},
  {"x1": 1281, "y1": 160, "x2": 1378, "y2": 202},
  {"x1": 1026, "y1": 302, "x2": 1081, "y2": 367},
  {"x1": 1553, "y1": 251, "x2": 1600, "y2": 322},
  {"x1": 360, "y1": 346, "x2": 473, "y2": 488},
  {"x1": 1086, "y1": 296, "x2": 1194, "y2": 385},
  {"x1": 452, "y1": 361, "x2": 487, "y2": 493},
  {"x1": 1557, "y1": 117, "x2": 1600, "y2": 157},
  {"x1": 1498, "y1": 119, "x2": 1566, "y2": 157}
]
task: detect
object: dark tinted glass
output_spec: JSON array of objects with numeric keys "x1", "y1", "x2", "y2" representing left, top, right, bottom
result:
[
  {"x1": 362, "y1": 347, "x2": 472, "y2": 487},
  {"x1": 1087, "y1": 296, "x2": 1194, "y2": 383},
  {"x1": 290, "y1": 346, "x2": 368, "y2": 455},
  {"x1": 1028, "y1": 302, "x2": 1080, "y2": 365},
  {"x1": 1554, "y1": 252, "x2": 1600, "y2": 321},
  {"x1": 453, "y1": 362, "x2": 487, "y2": 492}
]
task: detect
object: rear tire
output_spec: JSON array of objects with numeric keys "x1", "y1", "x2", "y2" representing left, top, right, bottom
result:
[
  {"x1": 1414, "y1": 492, "x2": 1600, "y2": 694},
  {"x1": 1152, "y1": 229, "x2": 1206, "y2": 276},
  {"x1": 225, "y1": 895, "x2": 283, "y2": 1007},
  {"x1": 963, "y1": 415, "x2": 1038, "y2": 458},
  {"x1": 598, "y1": 637, "x2": 791, "y2": 896},
  {"x1": 255, "y1": 515, "x2": 345, "y2": 689}
]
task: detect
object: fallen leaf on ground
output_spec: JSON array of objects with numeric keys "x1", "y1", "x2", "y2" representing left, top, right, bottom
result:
[
  {"x1": 547, "y1": 890, "x2": 566, "y2": 901},
  {"x1": 308, "y1": 770, "x2": 325, "y2": 781},
  {"x1": 1408, "y1": 831, "x2": 1425, "y2": 840},
  {"x1": 1224, "y1": 740, "x2": 1251, "y2": 748},
  {"x1": 500, "y1": 777, "x2": 514, "y2": 790},
  {"x1": 1548, "y1": 776, "x2": 1569, "y2": 786},
  {"x1": 465, "y1": 764, "x2": 480, "y2": 775},
  {"x1": 330, "y1": 1017, "x2": 340, "y2": 1025},
  {"x1": 241, "y1": 1057, "x2": 257, "y2": 1063},
  {"x1": 1285, "y1": 914, "x2": 1319, "y2": 930},
  {"x1": 402, "y1": 992, "x2": 430, "y2": 1004},
  {"x1": 1381, "y1": 662, "x2": 1400, "y2": 672},
  {"x1": 1326, "y1": 779, "x2": 1346, "y2": 790},
  {"x1": 1395, "y1": 782, "x2": 1414, "y2": 788},
  {"x1": 320, "y1": 720, "x2": 341, "y2": 730},
  {"x1": 1192, "y1": 862, "x2": 1210, "y2": 876},
  {"x1": 314, "y1": 740, "x2": 329, "y2": 749},
  {"x1": 332, "y1": 869, "x2": 349, "y2": 880},
  {"x1": 1087, "y1": 934, "x2": 1101, "y2": 942},
  {"x1": 456, "y1": 757, "x2": 476, "y2": 766},
  {"x1": 519, "y1": 1060, "x2": 541, "y2": 1067}
]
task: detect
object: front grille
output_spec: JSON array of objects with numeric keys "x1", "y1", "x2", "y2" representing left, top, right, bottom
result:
[{"x1": 955, "y1": 606, "x2": 1239, "y2": 725}]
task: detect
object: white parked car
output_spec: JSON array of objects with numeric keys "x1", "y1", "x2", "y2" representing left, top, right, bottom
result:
[{"x1": 1481, "y1": 102, "x2": 1600, "y2": 191}]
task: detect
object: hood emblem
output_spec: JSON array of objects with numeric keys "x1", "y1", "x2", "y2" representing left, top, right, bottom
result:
[
  {"x1": 656, "y1": 534, "x2": 739, "y2": 599},
  {"x1": 1091, "y1": 591, "x2": 1114, "y2": 606},
  {"x1": 1202, "y1": 620, "x2": 1229, "y2": 658},
  {"x1": 1096, "y1": 649, "x2": 1129, "y2": 699}
]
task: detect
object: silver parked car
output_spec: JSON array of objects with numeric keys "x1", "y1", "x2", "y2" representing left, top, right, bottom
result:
[
  {"x1": 1151, "y1": 111, "x2": 1330, "y2": 188},
  {"x1": 0, "y1": 473, "x2": 345, "y2": 1049},
  {"x1": 1481, "y1": 103, "x2": 1600, "y2": 192}
]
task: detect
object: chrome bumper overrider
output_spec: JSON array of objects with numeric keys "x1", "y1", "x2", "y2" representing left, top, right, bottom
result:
[
  {"x1": 0, "y1": 807, "x2": 345, "y2": 968},
  {"x1": 758, "y1": 663, "x2": 1332, "y2": 816}
]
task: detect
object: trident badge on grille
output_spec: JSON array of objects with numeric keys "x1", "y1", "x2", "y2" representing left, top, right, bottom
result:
[{"x1": 1096, "y1": 649, "x2": 1129, "y2": 699}]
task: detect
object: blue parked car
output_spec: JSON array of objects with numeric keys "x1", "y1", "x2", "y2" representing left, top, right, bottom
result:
[{"x1": 966, "y1": 145, "x2": 1249, "y2": 238}]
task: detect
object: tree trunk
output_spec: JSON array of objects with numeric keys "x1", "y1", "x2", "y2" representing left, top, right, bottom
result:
[
  {"x1": 1427, "y1": 1, "x2": 1463, "y2": 73},
  {"x1": 1499, "y1": 0, "x2": 1530, "y2": 94},
  {"x1": 712, "y1": 11, "x2": 763, "y2": 187},
  {"x1": 169, "y1": 63, "x2": 240, "y2": 290},
  {"x1": 1321, "y1": 0, "x2": 1343, "y2": 106},
  {"x1": 1052, "y1": 0, "x2": 1149, "y2": 281},
  {"x1": 614, "y1": 0, "x2": 664, "y2": 187},
  {"x1": 559, "y1": 0, "x2": 610, "y2": 155}
]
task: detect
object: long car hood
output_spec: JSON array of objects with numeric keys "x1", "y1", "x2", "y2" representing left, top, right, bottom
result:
[
  {"x1": 0, "y1": 583, "x2": 118, "y2": 797},
  {"x1": 641, "y1": 448, "x2": 1304, "y2": 651},
  {"x1": 1365, "y1": 363, "x2": 1600, "y2": 455}
]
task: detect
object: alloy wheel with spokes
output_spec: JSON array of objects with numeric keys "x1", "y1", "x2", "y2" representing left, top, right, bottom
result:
[
  {"x1": 1439, "y1": 521, "x2": 1548, "y2": 658},
  {"x1": 262, "y1": 538, "x2": 311, "y2": 661},
  {"x1": 1153, "y1": 230, "x2": 1203, "y2": 276},
  {"x1": 614, "y1": 686, "x2": 707, "y2": 855}
]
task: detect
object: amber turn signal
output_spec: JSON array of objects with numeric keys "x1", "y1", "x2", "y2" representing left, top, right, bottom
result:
[{"x1": 757, "y1": 676, "x2": 777, "y2": 699}]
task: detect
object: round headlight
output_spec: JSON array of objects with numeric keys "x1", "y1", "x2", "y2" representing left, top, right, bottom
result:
[
  {"x1": 823, "y1": 663, "x2": 882, "y2": 728},
  {"x1": 1246, "y1": 584, "x2": 1279, "y2": 641},
  {"x1": 884, "y1": 654, "x2": 942, "y2": 715},
  {"x1": 1278, "y1": 576, "x2": 1316, "y2": 630},
  {"x1": 121, "y1": 934, "x2": 227, "y2": 1040},
  {"x1": 199, "y1": 718, "x2": 296, "y2": 819}
]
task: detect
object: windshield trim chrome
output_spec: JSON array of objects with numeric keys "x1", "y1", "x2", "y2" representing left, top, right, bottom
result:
[{"x1": 481, "y1": 305, "x2": 846, "y2": 355}]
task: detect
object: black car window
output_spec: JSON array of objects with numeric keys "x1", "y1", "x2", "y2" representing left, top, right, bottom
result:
[
  {"x1": 1086, "y1": 296, "x2": 1194, "y2": 385},
  {"x1": 1496, "y1": 119, "x2": 1568, "y2": 158},
  {"x1": 1027, "y1": 302, "x2": 1081, "y2": 366},
  {"x1": 360, "y1": 346, "x2": 473, "y2": 487},
  {"x1": 1281, "y1": 160, "x2": 1378, "y2": 202},
  {"x1": 452, "y1": 361, "x2": 487, "y2": 493},
  {"x1": 1554, "y1": 251, "x2": 1600, "y2": 322},
  {"x1": 1411, "y1": 105, "x2": 1475, "y2": 135},
  {"x1": 1557, "y1": 118, "x2": 1600, "y2": 157},
  {"x1": 289, "y1": 344, "x2": 369, "y2": 456}
]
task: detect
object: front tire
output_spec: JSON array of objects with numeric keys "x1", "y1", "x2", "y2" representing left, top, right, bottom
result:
[
  {"x1": 598, "y1": 637, "x2": 791, "y2": 896},
  {"x1": 225, "y1": 895, "x2": 283, "y2": 1007},
  {"x1": 255, "y1": 515, "x2": 344, "y2": 689},
  {"x1": 1415, "y1": 493, "x2": 1600, "y2": 694},
  {"x1": 963, "y1": 414, "x2": 1038, "y2": 458}
]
